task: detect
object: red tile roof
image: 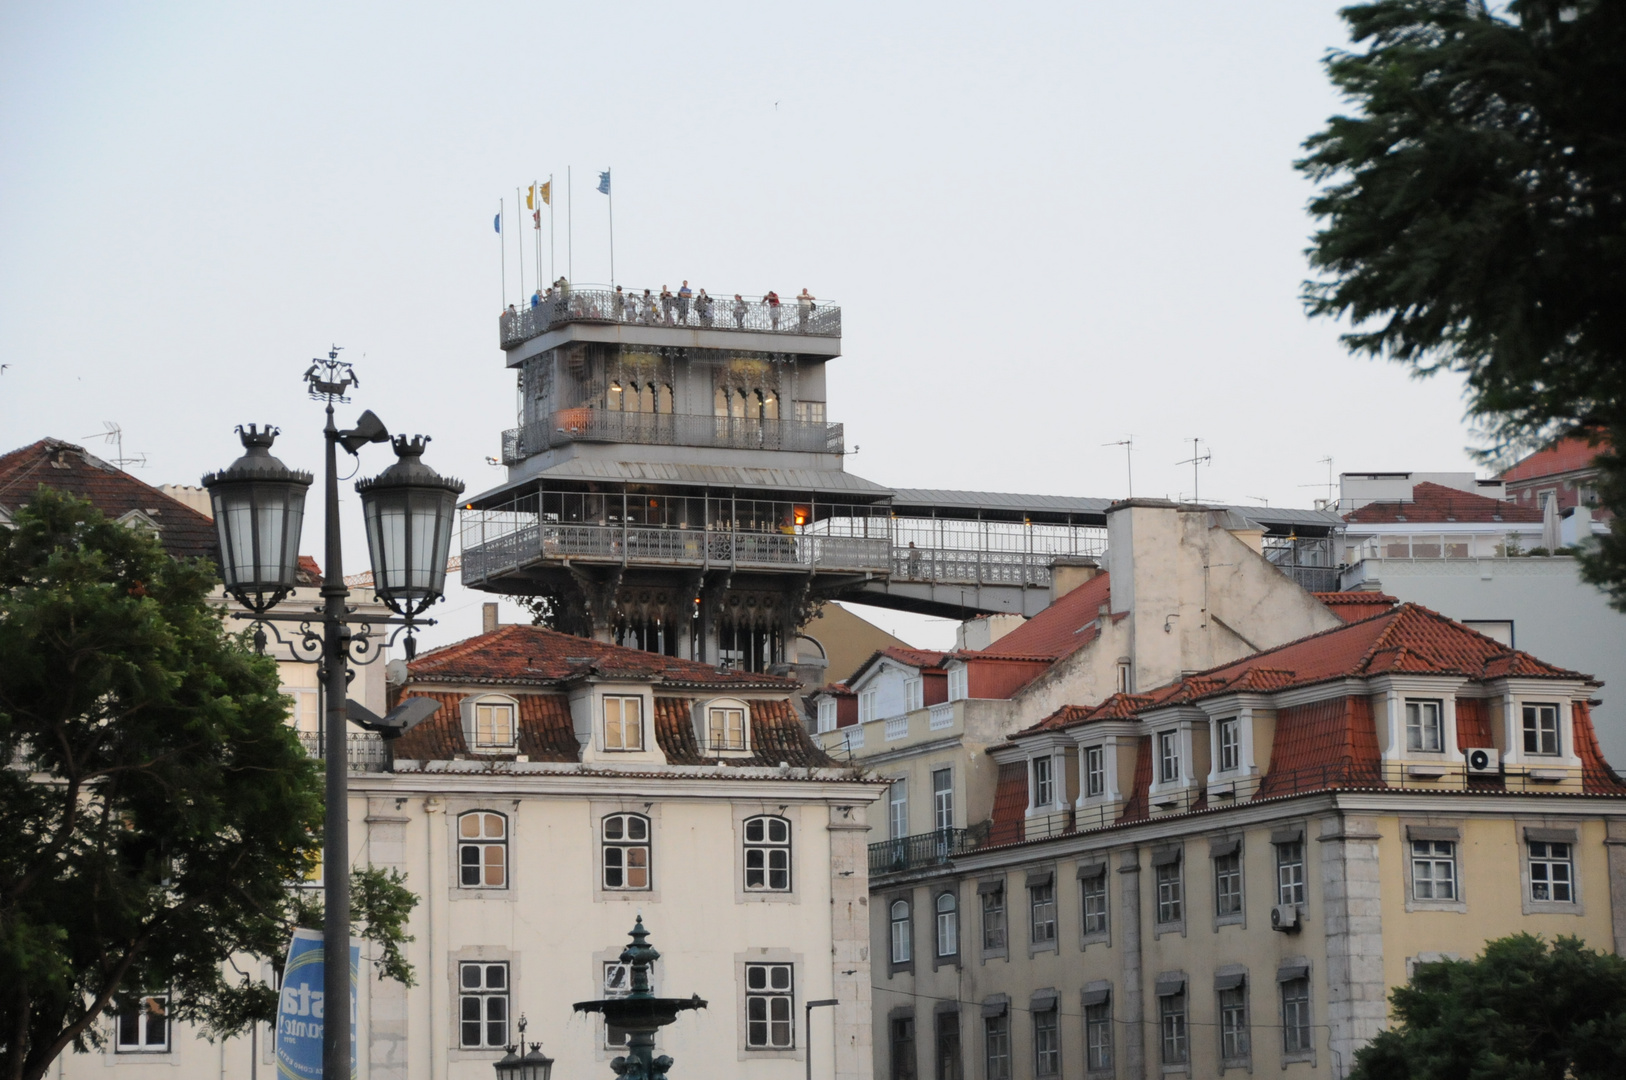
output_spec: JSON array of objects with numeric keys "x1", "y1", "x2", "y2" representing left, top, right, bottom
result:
[
  {"x1": 390, "y1": 690, "x2": 580, "y2": 762},
  {"x1": 987, "y1": 762, "x2": 1029, "y2": 846},
  {"x1": 653, "y1": 697, "x2": 838, "y2": 768},
  {"x1": 407, "y1": 623, "x2": 801, "y2": 691},
  {"x1": 1343, "y1": 481, "x2": 1541, "y2": 524},
  {"x1": 1573, "y1": 701, "x2": 1624, "y2": 794},
  {"x1": 844, "y1": 646, "x2": 951, "y2": 687},
  {"x1": 1315, "y1": 592, "x2": 1399, "y2": 623},
  {"x1": 0, "y1": 438, "x2": 220, "y2": 562},
  {"x1": 1116, "y1": 736, "x2": 1154, "y2": 824},
  {"x1": 1256, "y1": 696, "x2": 1383, "y2": 797},
  {"x1": 978, "y1": 573, "x2": 1112, "y2": 661},
  {"x1": 1501, "y1": 436, "x2": 1606, "y2": 483}
]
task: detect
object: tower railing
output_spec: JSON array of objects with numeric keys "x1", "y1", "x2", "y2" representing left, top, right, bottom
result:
[
  {"x1": 501, "y1": 410, "x2": 844, "y2": 463},
  {"x1": 499, "y1": 286, "x2": 841, "y2": 349}
]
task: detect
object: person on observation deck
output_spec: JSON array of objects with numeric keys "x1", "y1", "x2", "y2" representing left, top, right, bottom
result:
[
  {"x1": 677, "y1": 281, "x2": 693, "y2": 324},
  {"x1": 660, "y1": 285, "x2": 675, "y2": 324},
  {"x1": 612, "y1": 285, "x2": 625, "y2": 321},
  {"x1": 696, "y1": 289, "x2": 713, "y2": 326},
  {"x1": 531, "y1": 288, "x2": 542, "y2": 309},
  {"x1": 797, "y1": 288, "x2": 815, "y2": 332},
  {"x1": 732, "y1": 294, "x2": 747, "y2": 329},
  {"x1": 642, "y1": 289, "x2": 657, "y2": 325},
  {"x1": 764, "y1": 291, "x2": 781, "y2": 330}
]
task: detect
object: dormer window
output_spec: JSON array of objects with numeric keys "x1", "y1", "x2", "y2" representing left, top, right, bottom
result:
[
  {"x1": 947, "y1": 665, "x2": 968, "y2": 702},
  {"x1": 816, "y1": 699, "x2": 836, "y2": 734},
  {"x1": 707, "y1": 704, "x2": 748, "y2": 752},
  {"x1": 474, "y1": 701, "x2": 517, "y2": 750},
  {"x1": 1217, "y1": 718, "x2": 1240, "y2": 772},
  {"x1": 1084, "y1": 746, "x2": 1105, "y2": 798},
  {"x1": 1032, "y1": 756, "x2": 1054, "y2": 808},
  {"x1": 905, "y1": 677, "x2": 924, "y2": 712},
  {"x1": 858, "y1": 689, "x2": 878, "y2": 724},
  {"x1": 1522, "y1": 704, "x2": 1560, "y2": 756},
  {"x1": 603, "y1": 696, "x2": 645, "y2": 751},
  {"x1": 1405, "y1": 700, "x2": 1443, "y2": 752},
  {"x1": 1158, "y1": 731, "x2": 1181, "y2": 784}
]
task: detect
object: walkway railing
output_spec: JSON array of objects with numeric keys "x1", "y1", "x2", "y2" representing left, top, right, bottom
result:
[
  {"x1": 502, "y1": 410, "x2": 844, "y2": 463},
  {"x1": 297, "y1": 731, "x2": 388, "y2": 773},
  {"x1": 869, "y1": 828, "x2": 974, "y2": 876},
  {"x1": 499, "y1": 286, "x2": 841, "y2": 349}
]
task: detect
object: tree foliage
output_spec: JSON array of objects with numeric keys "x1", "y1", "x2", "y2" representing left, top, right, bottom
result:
[
  {"x1": 0, "y1": 489, "x2": 415, "y2": 1080},
  {"x1": 1299, "y1": 0, "x2": 1626, "y2": 607},
  {"x1": 1350, "y1": 934, "x2": 1626, "y2": 1080}
]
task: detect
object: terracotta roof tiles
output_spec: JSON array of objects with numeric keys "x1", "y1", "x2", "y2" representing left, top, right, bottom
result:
[
  {"x1": 1501, "y1": 435, "x2": 1606, "y2": 483},
  {"x1": 978, "y1": 573, "x2": 1112, "y2": 661},
  {"x1": 1315, "y1": 592, "x2": 1399, "y2": 623},
  {"x1": 1343, "y1": 481, "x2": 1540, "y2": 524}
]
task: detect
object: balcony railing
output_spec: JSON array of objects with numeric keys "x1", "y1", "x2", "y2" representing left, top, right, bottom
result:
[
  {"x1": 884, "y1": 714, "x2": 910, "y2": 741},
  {"x1": 499, "y1": 286, "x2": 841, "y2": 349},
  {"x1": 928, "y1": 703, "x2": 955, "y2": 731},
  {"x1": 502, "y1": 410, "x2": 844, "y2": 463},
  {"x1": 869, "y1": 828, "x2": 974, "y2": 876},
  {"x1": 297, "y1": 731, "x2": 388, "y2": 773}
]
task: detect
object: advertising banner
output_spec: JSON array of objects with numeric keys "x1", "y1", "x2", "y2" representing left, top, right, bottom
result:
[{"x1": 275, "y1": 928, "x2": 360, "y2": 1080}]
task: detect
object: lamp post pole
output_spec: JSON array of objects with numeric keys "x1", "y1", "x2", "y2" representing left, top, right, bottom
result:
[
  {"x1": 319, "y1": 400, "x2": 353, "y2": 1080},
  {"x1": 804, "y1": 998, "x2": 838, "y2": 1080}
]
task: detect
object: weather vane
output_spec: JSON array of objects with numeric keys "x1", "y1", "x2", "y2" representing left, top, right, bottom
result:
[{"x1": 303, "y1": 345, "x2": 357, "y2": 402}]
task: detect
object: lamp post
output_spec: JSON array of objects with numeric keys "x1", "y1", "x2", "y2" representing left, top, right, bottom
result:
[
  {"x1": 493, "y1": 1014, "x2": 554, "y2": 1080},
  {"x1": 804, "y1": 998, "x2": 838, "y2": 1080},
  {"x1": 203, "y1": 351, "x2": 463, "y2": 1080}
]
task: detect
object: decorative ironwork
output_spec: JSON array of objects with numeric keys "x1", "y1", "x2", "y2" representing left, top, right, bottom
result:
[
  {"x1": 869, "y1": 828, "x2": 974, "y2": 876},
  {"x1": 500, "y1": 288, "x2": 840, "y2": 350},
  {"x1": 303, "y1": 346, "x2": 356, "y2": 402},
  {"x1": 296, "y1": 731, "x2": 388, "y2": 772},
  {"x1": 502, "y1": 412, "x2": 844, "y2": 463}
]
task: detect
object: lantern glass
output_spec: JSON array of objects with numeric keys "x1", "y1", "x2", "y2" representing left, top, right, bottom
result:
[
  {"x1": 491, "y1": 1048, "x2": 521, "y2": 1080},
  {"x1": 202, "y1": 426, "x2": 312, "y2": 609},
  {"x1": 520, "y1": 1047, "x2": 553, "y2": 1080},
  {"x1": 355, "y1": 435, "x2": 464, "y2": 617}
]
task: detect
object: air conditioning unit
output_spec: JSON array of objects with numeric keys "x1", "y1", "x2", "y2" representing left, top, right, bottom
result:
[
  {"x1": 1466, "y1": 747, "x2": 1501, "y2": 774},
  {"x1": 1271, "y1": 904, "x2": 1300, "y2": 933}
]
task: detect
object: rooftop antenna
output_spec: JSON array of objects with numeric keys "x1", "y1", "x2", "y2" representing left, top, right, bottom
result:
[
  {"x1": 1176, "y1": 438, "x2": 1212, "y2": 503},
  {"x1": 1102, "y1": 436, "x2": 1133, "y2": 498},
  {"x1": 82, "y1": 421, "x2": 146, "y2": 470},
  {"x1": 1297, "y1": 455, "x2": 1336, "y2": 510}
]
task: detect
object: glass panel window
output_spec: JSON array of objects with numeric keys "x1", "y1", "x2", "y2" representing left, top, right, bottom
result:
[
  {"x1": 933, "y1": 769, "x2": 954, "y2": 831},
  {"x1": 1032, "y1": 756, "x2": 1053, "y2": 808},
  {"x1": 603, "y1": 696, "x2": 644, "y2": 751},
  {"x1": 1084, "y1": 745, "x2": 1105, "y2": 798},
  {"x1": 891, "y1": 1016, "x2": 918, "y2": 1080},
  {"x1": 602, "y1": 958, "x2": 656, "y2": 1047},
  {"x1": 936, "y1": 891, "x2": 958, "y2": 957},
  {"x1": 1405, "y1": 700, "x2": 1443, "y2": 752},
  {"x1": 1032, "y1": 1007, "x2": 1059, "y2": 1078},
  {"x1": 1522, "y1": 704, "x2": 1560, "y2": 755},
  {"x1": 1156, "y1": 861, "x2": 1183, "y2": 924},
  {"x1": 1218, "y1": 717, "x2": 1241, "y2": 772},
  {"x1": 1529, "y1": 841, "x2": 1574, "y2": 902},
  {"x1": 1081, "y1": 871, "x2": 1108, "y2": 936},
  {"x1": 458, "y1": 962, "x2": 509, "y2": 1049},
  {"x1": 1214, "y1": 851, "x2": 1243, "y2": 916},
  {"x1": 1159, "y1": 992, "x2": 1188, "y2": 1065},
  {"x1": 859, "y1": 689, "x2": 879, "y2": 724},
  {"x1": 708, "y1": 706, "x2": 747, "y2": 751},
  {"x1": 934, "y1": 1010, "x2": 961, "y2": 1080},
  {"x1": 983, "y1": 1015, "x2": 1010, "y2": 1080},
  {"x1": 1411, "y1": 840, "x2": 1457, "y2": 900},
  {"x1": 602, "y1": 813, "x2": 650, "y2": 890},
  {"x1": 1159, "y1": 730, "x2": 1181, "y2": 783},
  {"x1": 948, "y1": 666, "x2": 968, "y2": 702},
  {"x1": 115, "y1": 993, "x2": 170, "y2": 1053},
  {"x1": 890, "y1": 780, "x2": 908, "y2": 839},
  {"x1": 458, "y1": 811, "x2": 508, "y2": 888},
  {"x1": 1219, "y1": 984, "x2": 1249, "y2": 1061},
  {"x1": 891, "y1": 899, "x2": 913, "y2": 964},
  {"x1": 906, "y1": 677, "x2": 924, "y2": 712},
  {"x1": 816, "y1": 699, "x2": 836, "y2": 733},
  {"x1": 981, "y1": 888, "x2": 1006, "y2": 951},
  {"x1": 474, "y1": 702, "x2": 516, "y2": 748},
  {"x1": 1084, "y1": 1001, "x2": 1112, "y2": 1072},
  {"x1": 1029, "y1": 882, "x2": 1056, "y2": 944},
  {"x1": 1277, "y1": 841, "x2": 1305, "y2": 906},
  {"x1": 743, "y1": 815, "x2": 791, "y2": 892},
  {"x1": 1281, "y1": 977, "x2": 1312, "y2": 1054},
  {"x1": 745, "y1": 963, "x2": 795, "y2": 1049}
]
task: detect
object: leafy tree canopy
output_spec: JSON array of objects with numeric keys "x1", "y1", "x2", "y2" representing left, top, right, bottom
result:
[
  {"x1": 0, "y1": 488, "x2": 415, "y2": 1080},
  {"x1": 1300, "y1": 0, "x2": 1626, "y2": 607},
  {"x1": 1350, "y1": 934, "x2": 1626, "y2": 1080}
]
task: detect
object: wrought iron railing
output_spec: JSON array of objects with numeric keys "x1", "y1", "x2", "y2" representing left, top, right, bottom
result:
[
  {"x1": 869, "y1": 828, "x2": 973, "y2": 876},
  {"x1": 501, "y1": 410, "x2": 844, "y2": 463},
  {"x1": 297, "y1": 731, "x2": 388, "y2": 772},
  {"x1": 892, "y1": 545, "x2": 1056, "y2": 588},
  {"x1": 499, "y1": 286, "x2": 841, "y2": 348}
]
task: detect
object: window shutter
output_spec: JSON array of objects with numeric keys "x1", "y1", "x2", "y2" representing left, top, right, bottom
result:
[
  {"x1": 1208, "y1": 837, "x2": 1241, "y2": 858},
  {"x1": 1075, "y1": 860, "x2": 1107, "y2": 879},
  {"x1": 1029, "y1": 989, "x2": 1058, "y2": 1011},
  {"x1": 980, "y1": 996, "x2": 1009, "y2": 1018},
  {"x1": 1026, "y1": 869, "x2": 1053, "y2": 888},
  {"x1": 1213, "y1": 971, "x2": 1245, "y2": 991},
  {"x1": 1154, "y1": 974, "x2": 1185, "y2": 997},
  {"x1": 977, "y1": 878, "x2": 1004, "y2": 896},
  {"x1": 1080, "y1": 984, "x2": 1110, "y2": 1008},
  {"x1": 1271, "y1": 825, "x2": 1305, "y2": 845},
  {"x1": 1524, "y1": 827, "x2": 1578, "y2": 844},
  {"x1": 459, "y1": 696, "x2": 477, "y2": 749},
  {"x1": 1405, "y1": 825, "x2": 1461, "y2": 843},
  {"x1": 1276, "y1": 964, "x2": 1309, "y2": 983}
]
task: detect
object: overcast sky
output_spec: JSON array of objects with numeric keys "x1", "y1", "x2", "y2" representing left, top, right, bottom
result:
[{"x1": 0, "y1": 2, "x2": 1487, "y2": 650}]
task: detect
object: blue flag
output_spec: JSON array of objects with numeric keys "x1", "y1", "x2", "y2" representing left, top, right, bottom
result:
[
  {"x1": 597, "y1": 170, "x2": 611, "y2": 195},
  {"x1": 493, "y1": 212, "x2": 501, "y2": 234}
]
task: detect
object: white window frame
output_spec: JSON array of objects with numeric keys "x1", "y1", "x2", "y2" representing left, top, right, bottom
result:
[
  {"x1": 890, "y1": 899, "x2": 913, "y2": 965},
  {"x1": 602, "y1": 812, "x2": 651, "y2": 890},
  {"x1": 935, "y1": 890, "x2": 959, "y2": 957},
  {"x1": 1219, "y1": 981, "x2": 1250, "y2": 1063},
  {"x1": 858, "y1": 688, "x2": 879, "y2": 724},
  {"x1": 905, "y1": 677, "x2": 924, "y2": 712},
  {"x1": 981, "y1": 885, "x2": 1007, "y2": 952},
  {"x1": 1410, "y1": 839, "x2": 1458, "y2": 901},
  {"x1": 457, "y1": 810, "x2": 508, "y2": 889},
  {"x1": 1159, "y1": 991, "x2": 1188, "y2": 1065},
  {"x1": 1080, "y1": 869, "x2": 1109, "y2": 938},
  {"x1": 1522, "y1": 703, "x2": 1561, "y2": 756},
  {"x1": 1029, "y1": 880, "x2": 1056, "y2": 945},
  {"x1": 816, "y1": 698, "x2": 836, "y2": 734},
  {"x1": 1158, "y1": 729, "x2": 1181, "y2": 784},
  {"x1": 1084, "y1": 745, "x2": 1105, "y2": 798},
  {"x1": 1280, "y1": 976, "x2": 1312, "y2": 1056},
  {"x1": 1155, "y1": 860, "x2": 1183, "y2": 925},
  {"x1": 1528, "y1": 840, "x2": 1575, "y2": 903},
  {"x1": 1214, "y1": 850, "x2": 1243, "y2": 916},
  {"x1": 602, "y1": 695, "x2": 645, "y2": 752},
  {"x1": 1405, "y1": 699, "x2": 1444, "y2": 753},
  {"x1": 473, "y1": 700, "x2": 517, "y2": 750},
  {"x1": 743, "y1": 815, "x2": 792, "y2": 892},
  {"x1": 889, "y1": 779, "x2": 908, "y2": 839},
  {"x1": 707, "y1": 704, "x2": 748, "y2": 752},
  {"x1": 1218, "y1": 717, "x2": 1241, "y2": 772},
  {"x1": 947, "y1": 664, "x2": 969, "y2": 702},
  {"x1": 114, "y1": 992, "x2": 170, "y2": 1053},
  {"x1": 1085, "y1": 997, "x2": 1112, "y2": 1073},
  {"x1": 744, "y1": 963, "x2": 796, "y2": 1050},
  {"x1": 1031, "y1": 755, "x2": 1054, "y2": 810},
  {"x1": 1277, "y1": 840, "x2": 1306, "y2": 907},
  {"x1": 458, "y1": 962, "x2": 509, "y2": 1049},
  {"x1": 932, "y1": 768, "x2": 954, "y2": 831}
]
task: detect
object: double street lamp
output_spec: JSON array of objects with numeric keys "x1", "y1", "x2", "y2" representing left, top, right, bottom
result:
[{"x1": 203, "y1": 351, "x2": 463, "y2": 1080}]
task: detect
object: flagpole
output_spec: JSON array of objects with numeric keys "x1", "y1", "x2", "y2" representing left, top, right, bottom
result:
[
  {"x1": 567, "y1": 166, "x2": 573, "y2": 282},
  {"x1": 516, "y1": 186, "x2": 525, "y2": 304},
  {"x1": 533, "y1": 180, "x2": 542, "y2": 294},
  {"x1": 499, "y1": 198, "x2": 506, "y2": 309},
  {"x1": 549, "y1": 173, "x2": 555, "y2": 284},
  {"x1": 607, "y1": 171, "x2": 615, "y2": 287}
]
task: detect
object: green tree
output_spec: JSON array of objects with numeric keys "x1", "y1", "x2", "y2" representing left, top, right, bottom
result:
[
  {"x1": 1350, "y1": 934, "x2": 1626, "y2": 1080},
  {"x1": 0, "y1": 488, "x2": 415, "y2": 1080},
  {"x1": 1299, "y1": 0, "x2": 1626, "y2": 607}
]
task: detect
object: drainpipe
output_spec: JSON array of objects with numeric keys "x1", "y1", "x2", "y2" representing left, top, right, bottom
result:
[{"x1": 424, "y1": 796, "x2": 444, "y2": 1080}]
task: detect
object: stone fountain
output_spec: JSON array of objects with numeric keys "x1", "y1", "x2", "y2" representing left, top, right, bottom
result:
[{"x1": 574, "y1": 918, "x2": 707, "y2": 1080}]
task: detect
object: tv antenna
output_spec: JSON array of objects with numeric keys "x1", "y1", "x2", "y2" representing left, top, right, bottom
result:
[
  {"x1": 1101, "y1": 436, "x2": 1133, "y2": 498},
  {"x1": 1296, "y1": 456, "x2": 1336, "y2": 510},
  {"x1": 1176, "y1": 438, "x2": 1212, "y2": 503},
  {"x1": 82, "y1": 421, "x2": 146, "y2": 470}
]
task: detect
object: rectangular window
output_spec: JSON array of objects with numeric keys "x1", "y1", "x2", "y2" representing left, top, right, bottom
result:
[
  {"x1": 602, "y1": 959, "x2": 657, "y2": 1047},
  {"x1": 1031, "y1": 756, "x2": 1053, "y2": 808},
  {"x1": 603, "y1": 696, "x2": 644, "y2": 751},
  {"x1": 1158, "y1": 730, "x2": 1181, "y2": 783},
  {"x1": 1029, "y1": 882, "x2": 1056, "y2": 944},
  {"x1": 936, "y1": 891, "x2": 959, "y2": 957},
  {"x1": 1281, "y1": 977, "x2": 1312, "y2": 1055},
  {"x1": 602, "y1": 813, "x2": 651, "y2": 890},
  {"x1": 816, "y1": 698, "x2": 836, "y2": 733},
  {"x1": 1411, "y1": 840, "x2": 1458, "y2": 901},
  {"x1": 934, "y1": 1011, "x2": 962, "y2": 1080},
  {"x1": 1084, "y1": 745, "x2": 1105, "y2": 797},
  {"x1": 1159, "y1": 992, "x2": 1188, "y2": 1065},
  {"x1": 1218, "y1": 717, "x2": 1241, "y2": 772},
  {"x1": 1529, "y1": 841, "x2": 1574, "y2": 902},
  {"x1": 1214, "y1": 851, "x2": 1243, "y2": 916},
  {"x1": 1522, "y1": 704, "x2": 1560, "y2": 755},
  {"x1": 1032, "y1": 1007, "x2": 1059, "y2": 1078},
  {"x1": 891, "y1": 1016, "x2": 918, "y2": 1080},
  {"x1": 745, "y1": 963, "x2": 795, "y2": 1049},
  {"x1": 948, "y1": 666, "x2": 969, "y2": 702},
  {"x1": 459, "y1": 962, "x2": 509, "y2": 1049},
  {"x1": 707, "y1": 706, "x2": 746, "y2": 751},
  {"x1": 1156, "y1": 860, "x2": 1183, "y2": 924},
  {"x1": 933, "y1": 769, "x2": 954, "y2": 831},
  {"x1": 1405, "y1": 700, "x2": 1443, "y2": 752},
  {"x1": 474, "y1": 702, "x2": 516, "y2": 748},
  {"x1": 1277, "y1": 841, "x2": 1305, "y2": 906},
  {"x1": 906, "y1": 677, "x2": 924, "y2": 712},
  {"x1": 860, "y1": 689, "x2": 879, "y2": 724},
  {"x1": 1081, "y1": 871, "x2": 1108, "y2": 936},
  {"x1": 1219, "y1": 984, "x2": 1249, "y2": 1061},
  {"x1": 984, "y1": 1015, "x2": 1010, "y2": 1080},
  {"x1": 743, "y1": 815, "x2": 791, "y2": 892},
  {"x1": 1084, "y1": 1001, "x2": 1112, "y2": 1073},
  {"x1": 890, "y1": 779, "x2": 908, "y2": 839},
  {"x1": 114, "y1": 993, "x2": 170, "y2": 1053},
  {"x1": 1116, "y1": 660, "x2": 1131, "y2": 694},
  {"x1": 981, "y1": 887, "x2": 1006, "y2": 951}
]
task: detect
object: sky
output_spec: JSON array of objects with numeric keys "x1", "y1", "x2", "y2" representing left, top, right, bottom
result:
[{"x1": 0, "y1": 2, "x2": 1489, "y2": 651}]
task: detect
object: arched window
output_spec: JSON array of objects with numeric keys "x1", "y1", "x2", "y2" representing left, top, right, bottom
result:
[
  {"x1": 744, "y1": 816, "x2": 791, "y2": 892},
  {"x1": 458, "y1": 811, "x2": 507, "y2": 888},
  {"x1": 602, "y1": 813, "x2": 651, "y2": 890},
  {"x1": 890, "y1": 899, "x2": 912, "y2": 965},
  {"x1": 936, "y1": 891, "x2": 958, "y2": 957}
]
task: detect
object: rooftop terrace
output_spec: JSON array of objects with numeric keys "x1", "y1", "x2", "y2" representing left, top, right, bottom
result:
[{"x1": 499, "y1": 285, "x2": 841, "y2": 350}]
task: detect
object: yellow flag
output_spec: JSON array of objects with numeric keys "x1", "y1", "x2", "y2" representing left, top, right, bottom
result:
[
  {"x1": 526, "y1": 184, "x2": 534, "y2": 210},
  {"x1": 539, "y1": 180, "x2": 552, "y2": 207}
]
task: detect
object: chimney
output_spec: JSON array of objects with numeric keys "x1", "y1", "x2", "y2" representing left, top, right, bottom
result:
[{"x1": 482, "y1": 603, "x2": 500, "y2": 634}]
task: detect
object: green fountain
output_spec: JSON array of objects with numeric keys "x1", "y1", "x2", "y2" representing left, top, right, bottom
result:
[{"x1": 574, "y1": 918, "x2": 707, "y2": 1079}]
